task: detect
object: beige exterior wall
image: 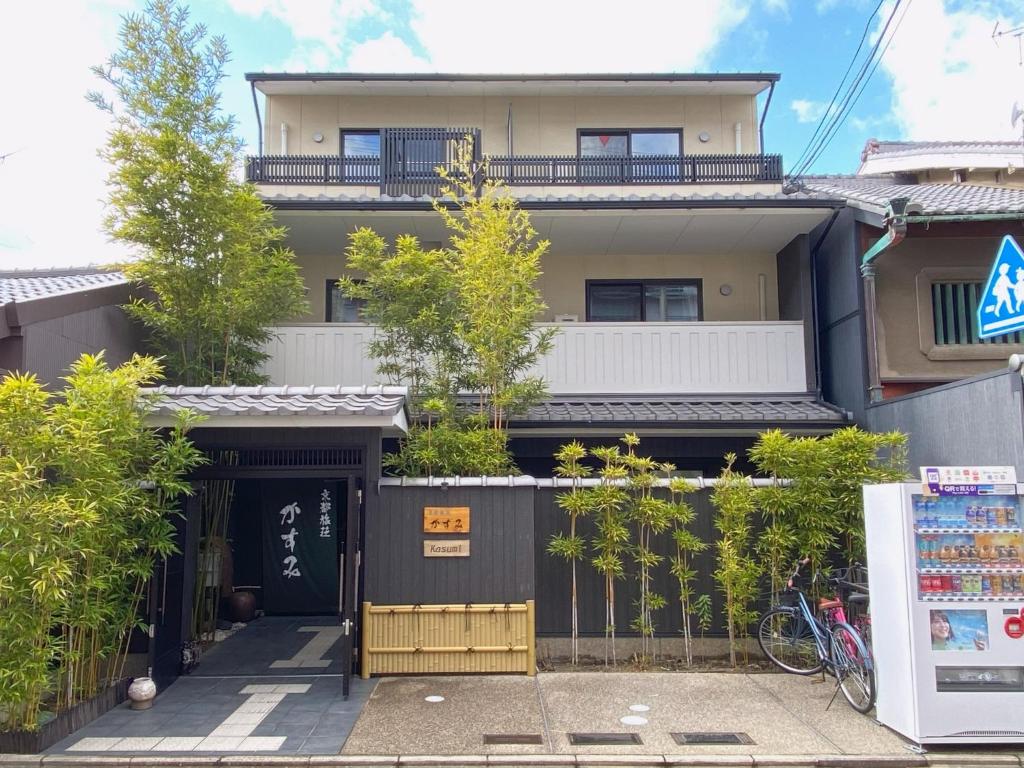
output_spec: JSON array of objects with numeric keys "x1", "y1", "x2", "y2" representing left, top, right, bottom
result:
[
  {"x1": 294, "y1": 251, "x2": 778, "y2": 324},
  {"x1": 264, "y1": 93, "x2": 760, "y2": 158},
  {"x1": 875, "y1": 236, "x2": 1024, "y2": 382}
]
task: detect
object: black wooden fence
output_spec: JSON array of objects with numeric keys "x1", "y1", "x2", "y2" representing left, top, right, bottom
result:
[{"x1": 365, "y1": 481, "x2": 745, "y2": 638}]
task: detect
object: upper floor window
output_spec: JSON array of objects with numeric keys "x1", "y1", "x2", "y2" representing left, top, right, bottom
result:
[
  {"x1": 341, "y1": 130, "x2": 380, "y2": 157},
  {"x1": 326, "y1": 279, "x2": 366, "y2": 323},
  {"x1": 578, "y1": 129, "x2": 682, "y2": 158},
  {"x1": 586, "y1": 279, "x2": 702, "y2": 322}
]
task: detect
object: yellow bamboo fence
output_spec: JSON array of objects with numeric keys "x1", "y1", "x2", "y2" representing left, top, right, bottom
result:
[{"x1": 360, "y1": 601, "x2": 536, "y2": 677}]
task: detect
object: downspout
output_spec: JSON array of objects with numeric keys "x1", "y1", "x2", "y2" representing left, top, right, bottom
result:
[
  {"x1": 810, "y1": 207, "x2": 842, "y2": 399},
  {"x1": 250, "y1": 80, "x2": 263, "y2": 157},
  {"x1": 860, "y1": 197, "x2": 911, "y2": 403},
  {"x1": 758, "y1": 80, "x2": 775, "y2": 154}
]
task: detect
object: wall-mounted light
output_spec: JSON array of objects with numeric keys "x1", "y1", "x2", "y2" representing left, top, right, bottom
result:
[
  {"x1": 719, "y1": 284, "x2": 733, "y2": 296},
  {"x1": 698, "y1": 131, "x2": 711, "y2": 143},
  {"x1": 312, "y1": 132, "x2": 324, "y2": 143}
]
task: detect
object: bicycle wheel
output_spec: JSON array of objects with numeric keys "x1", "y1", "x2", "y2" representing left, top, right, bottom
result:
[
  {"x1": 830, "y1": 622, "x2": 876, "y2": 714},
  {"x1": 757, "y1": 608, "x2": 823, "y2": 675}
]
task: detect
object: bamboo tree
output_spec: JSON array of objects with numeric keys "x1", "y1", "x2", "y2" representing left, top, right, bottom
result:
[
  {"x1": 667, "y1": 475, "x2": 706, "y2": 666},
  {"x1": 0, "y1": 354, "x2": 202, "y2": 730},
  {"x1": 710, "y1": 453, "x2": 761, "y2": 667},
  {"x1": 618, "y1": 435, "x2": 671, "y2": 663},
  {"x1": 589, "y1": 445, "x2": 629, "y2": 666},
  {"x1": 547, "y1": 441, "x2": 591, "y2": 665}
]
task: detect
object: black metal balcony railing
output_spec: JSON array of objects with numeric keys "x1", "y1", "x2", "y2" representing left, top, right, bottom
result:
[{"x1": 245, "y1": 152, "x2": 783, "y2": 189}]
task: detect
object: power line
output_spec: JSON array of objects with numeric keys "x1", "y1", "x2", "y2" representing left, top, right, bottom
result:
[
  {"x1": 788, "y1": 0, "x2": 910, "y2": 181},
  {"x1": 786, "y1": 0, "x2": 885, "y2": 177}
]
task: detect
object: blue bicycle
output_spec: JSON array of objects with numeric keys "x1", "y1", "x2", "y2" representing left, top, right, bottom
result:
[{"x1": 757, "y1": 559, "x2": 877, "y2": 714}]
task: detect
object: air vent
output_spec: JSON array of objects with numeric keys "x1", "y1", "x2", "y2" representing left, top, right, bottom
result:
[
  {"x1": 671, "y1": 732, "x2": 753, "y2": 745},
  {"x1": 483, "y1": 734, "x2": 544, "y2": 745},
  {"x1": 568, "y1": 733, "x2": 642, "y2": 746},
  {"x1": 950, "y1": 730, "x2": 1024, "y2": 737},
  {"x1": 206, "y1": 447, "x2": 363, "y2": 469}
]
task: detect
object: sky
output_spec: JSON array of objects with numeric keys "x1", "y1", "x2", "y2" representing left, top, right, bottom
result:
[{"x1": 1, "y1": 0, "x2": 1023, "y2": 269}]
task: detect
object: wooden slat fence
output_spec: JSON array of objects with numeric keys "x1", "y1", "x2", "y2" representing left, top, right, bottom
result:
[{"x1": 360, "y1": 601, "x2": 536, "y2": 676}]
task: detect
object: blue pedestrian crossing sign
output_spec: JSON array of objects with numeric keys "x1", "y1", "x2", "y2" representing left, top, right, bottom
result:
[{"x1": 978, "y1": 235, "x2": 1024, "y2": 339}]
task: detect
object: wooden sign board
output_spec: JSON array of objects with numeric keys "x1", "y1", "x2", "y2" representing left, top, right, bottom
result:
[
  {"x1": 423, "y1": 506, "x2": 470, "y2": 534},
  {"x1": 423, "y1": 539, "x2": 470, "y2": 557}
]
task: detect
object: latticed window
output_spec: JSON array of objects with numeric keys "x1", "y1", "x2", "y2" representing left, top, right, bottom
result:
[{"x1": 932, "y1": 281, "x2": 1024, "y2": 345}]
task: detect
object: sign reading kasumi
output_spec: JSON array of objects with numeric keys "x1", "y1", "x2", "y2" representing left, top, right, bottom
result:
[
  {"x1": 423, "y1": 506, "x2": 470, "y2": 534},
  {"x1": 424, "y1": 539, "x2": 470, "y2": 557}
]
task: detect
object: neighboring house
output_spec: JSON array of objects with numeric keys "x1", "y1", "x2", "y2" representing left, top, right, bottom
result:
[
  {"x1": 241, "y1": 72, "x2": 849, "y2": 476},
  {"x1": 803, "y1": 171, "x2": 1024, "y2": 469},
  {"x1": 0, "y1": 268, "x2": 139, "y2": 385},
  {"x1": 858, "y1": 139, "x2": 1024, "y2": 188}
]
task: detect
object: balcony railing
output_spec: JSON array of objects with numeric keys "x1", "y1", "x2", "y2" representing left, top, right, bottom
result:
[
  {"x1": 260, "y1": 321, "x2": 808, "y2": 395},
  {"x1": 245, "y1": 152, "x2": 783, "y2": 188}
]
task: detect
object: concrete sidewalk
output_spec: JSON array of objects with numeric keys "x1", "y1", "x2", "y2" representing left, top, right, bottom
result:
[{"x1": 13, "y1": 671, "x2": 1024, "y2": 767}]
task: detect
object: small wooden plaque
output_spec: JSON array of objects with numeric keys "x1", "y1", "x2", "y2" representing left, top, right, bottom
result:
[
  {"x1": 423, "y1": 506, "x2": 470, "y2": 534},
  {"x1": 423, "y1": 539, "x2": 470, "y2": 557}
]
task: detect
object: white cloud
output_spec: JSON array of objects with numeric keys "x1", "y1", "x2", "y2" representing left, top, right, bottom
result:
[
  {"x1": 816, "y1": 0, "x2": 841, "y2": 13},
  {"x1": 347, "y1": 32, "x2": 430, "y2": 71},
  {"x1": 875, "y1": 0, "x2": 1024, "y2": 141},
  {"x1": 403, "y1": 0, "x2": 749, "y2": 72},
  {"x1": 225, "y1": 0, "x2": 386, "y2": 58},
  {"x1": 0, "y1": 1, "x2": 136, "y2": 269},
  {"x1": 792, "y1": 98, "x2": 828, "y2": 123}
]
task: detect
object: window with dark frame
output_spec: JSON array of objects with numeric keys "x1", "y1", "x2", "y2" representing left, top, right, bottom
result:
[
  {"x1": 578, "y1": 129, "x2": 682, "y2": 158},
  {"x1": 587, "y1": 279, "x2": 702, "y2": 322},
  {"x1": 340, "y1": 130, "x2": 380, "y2": 157},
  {"x1": 326, "y1": 279, "x2": 367, "y2": 323},
  {"x1": 932, "y1": 280, "x2": 1023, "y2": 345}
]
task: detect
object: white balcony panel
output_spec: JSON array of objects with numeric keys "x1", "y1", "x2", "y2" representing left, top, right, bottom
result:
[{"x1": 261, "y1": 321, "x2": 808, "y2": 394}]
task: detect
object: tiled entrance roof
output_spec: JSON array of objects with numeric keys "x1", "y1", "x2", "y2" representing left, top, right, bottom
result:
[{"x1": 143, "y1": 385, "x2": 409, "y2": 432}]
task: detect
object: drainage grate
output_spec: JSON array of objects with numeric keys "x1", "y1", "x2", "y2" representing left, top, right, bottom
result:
[
  {"x1": 568, "y1": 733, "x2": 643, "y2": 746},
  {"x1": 483, "y1": 734, "x2": 544, "y2": 745},
  {"x1": 671, "y1": 732, "x2": 753, "y2": 745}
]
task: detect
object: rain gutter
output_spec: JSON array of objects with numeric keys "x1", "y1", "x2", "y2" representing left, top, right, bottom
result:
[
  {"x1": 251, "y1": 80, "x2": 263, "y2": 156},
  {"x1": 758, "y1": 80, "x2": 775, "y2": 154}
]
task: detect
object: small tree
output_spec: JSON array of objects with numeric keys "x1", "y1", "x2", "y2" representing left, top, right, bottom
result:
[
  {"x1": 91, "y1": 0, "x2": 307, "y2": 385},
  {"x1": 547, "y1": 441, "x2": 591, "y2": 665},
  {"x1": 711, "y1": 453, "x2": 761, "y2": 667}
]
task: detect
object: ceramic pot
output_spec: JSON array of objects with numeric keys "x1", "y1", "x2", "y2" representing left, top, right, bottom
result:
[
  {"x1": 228, "y1": 590, "x2": 256, "y2": 623},
  {"x1": 128, "y1": 677, "x2": 157, "y2": 711}
]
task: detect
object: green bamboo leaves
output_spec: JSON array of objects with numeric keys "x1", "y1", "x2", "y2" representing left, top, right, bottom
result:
[
  {"x1": 91, "y1": 0, "x2": 307, "y2": 386},
  {"x1": 0, "y1": 354, "x2": 203, "y2": 731}
]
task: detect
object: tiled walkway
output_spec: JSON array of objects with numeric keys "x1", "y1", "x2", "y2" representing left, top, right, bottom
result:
[{"x1": 48, "y1": 617, "x2": 374, "y2": 756}]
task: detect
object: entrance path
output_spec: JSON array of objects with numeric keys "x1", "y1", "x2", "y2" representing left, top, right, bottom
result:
[
  {"x1": 196, "y1": 616, "x2": 347, "y2": 677},
  {"x1": 48, "y1": 617, "x2": 372, "y2": 756}
]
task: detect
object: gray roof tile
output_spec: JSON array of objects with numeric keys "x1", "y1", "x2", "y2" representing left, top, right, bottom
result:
[
  {"x1": 510, "y1": 396, "x2": 846, "y2": 425},
  {"x1": 0, "y1": 269, "x2": 127, "y2": 307},
  {"x1": 861, "y1": 139, "x2": 1024, "y2": 161},
  {"x1": 802, "y1": 176, "x2": 1024, "y2": 216},
  {"x1": 260, "y1": 189, "x2": 841, "y2": 205},
  {"x1": 144, "y1": 385, "x2": 407, "y2": 419}
]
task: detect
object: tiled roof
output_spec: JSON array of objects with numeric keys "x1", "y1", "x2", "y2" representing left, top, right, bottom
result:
[
  {"x1": 801, "y1": 176, "x2": 1024, "y2": 216},
  {"x1": 509, "y1": 396, "x2": 846, "y2": 425},
  {"x1": 144, "y1": 385, "x2": 407, "y2": 420},
  {"x1": 0, "y1": 269, "x2": 127, "y2": 307},
  {"x1": 861, "y1": 139, "x2": 1024, "y2": 162}
]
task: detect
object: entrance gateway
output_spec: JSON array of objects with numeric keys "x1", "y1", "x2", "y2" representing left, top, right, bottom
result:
[{"x1": 143, "y1": 385, "x2": 409, "y2": 699}]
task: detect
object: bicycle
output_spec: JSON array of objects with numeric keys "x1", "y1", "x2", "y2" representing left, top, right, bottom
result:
[
  {"x1": 757, "y1": 558, "x2": 876, "y2": 714},
  {"x1": 833, "y1": 563, "x2": 871, "y2": 649}
]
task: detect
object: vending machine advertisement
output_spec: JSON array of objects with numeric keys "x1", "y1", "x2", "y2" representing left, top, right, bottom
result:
[{"x1": 864, "y1": 468, "x2": 1024, "y2": 745}]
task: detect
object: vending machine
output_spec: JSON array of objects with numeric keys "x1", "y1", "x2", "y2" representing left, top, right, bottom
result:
[{"x1": 864, "y1": 468, "x2": 1024, "y2": 745}]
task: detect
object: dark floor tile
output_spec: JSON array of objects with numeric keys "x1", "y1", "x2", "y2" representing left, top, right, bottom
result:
[{"x1": 299, "y1": 737, "x2": 346, "y2": 754}]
